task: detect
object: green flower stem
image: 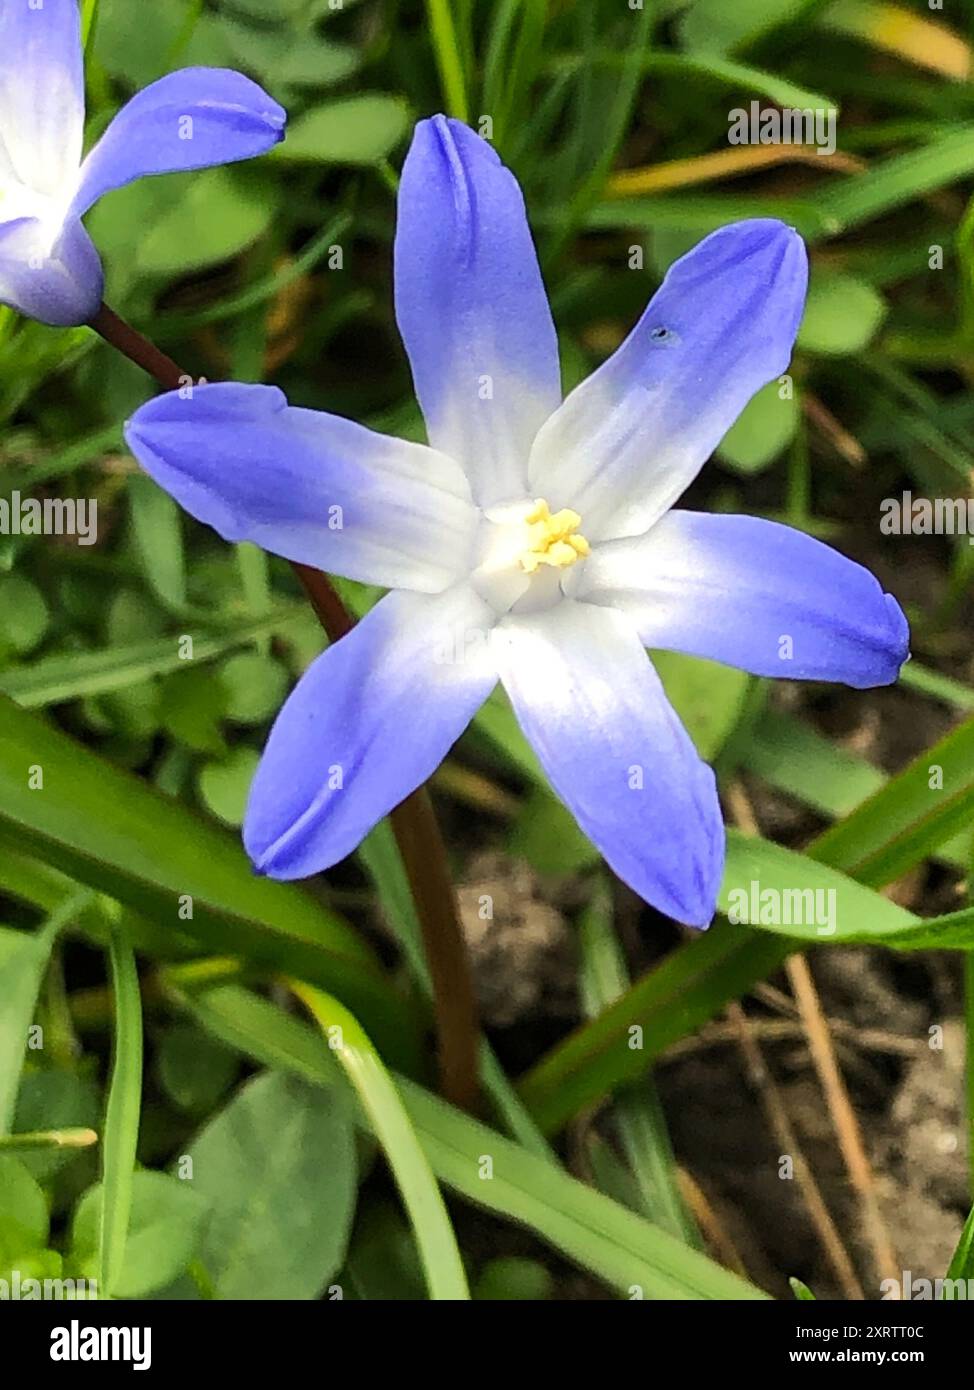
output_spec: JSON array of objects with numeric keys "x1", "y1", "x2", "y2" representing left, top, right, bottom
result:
[{"x1": 88, "y1": 303, "x2": 481, "y2": 1112}]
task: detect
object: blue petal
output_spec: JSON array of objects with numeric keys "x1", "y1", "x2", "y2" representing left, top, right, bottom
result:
[
  {"x1": 529, "y1": 219, "x2": 808, "y2": 541},
  {"x1": 0, "y1": 0, "x2": 84, "y2": 194},
  {"x1": 125, "y1": 383, "x2": 480, "y2": 592},
  {"x1": 71, "y1": 67, "x2": 285, "y2": 216},
  {"x1": 245, "y1": 585, "x2": 498, "y2": 878},
  {"x1": 394, "y1": 116, "x2": 561, "y2": 509},
  {"x1": 576, "y1": 511, "x2": 910, "y2": 687},
  {"x1": 0, "y1": 215, "x2": 102, "y2": 326},
  {"x1": 496, "y1": 601, "x2": 723, "y2": 927}
]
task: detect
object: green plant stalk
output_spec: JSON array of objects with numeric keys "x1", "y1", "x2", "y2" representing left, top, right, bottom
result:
[
  {"x1": 98, "y1": 923, "x2": 143, "y2": 1299},
  {"x1": 87, "y1": 303, "x2": 480, "y2": 1111},
  {"x1": 292, "y1": 981, "x2": 470, "y2": 1301},
  {"x1": 425, "y1": 0, "x2": 470, "y2": 122}
]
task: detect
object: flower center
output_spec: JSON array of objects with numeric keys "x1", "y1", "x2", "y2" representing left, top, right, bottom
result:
[{"x1": 518, "y1": 498, "x2": 590, "y2": 574}]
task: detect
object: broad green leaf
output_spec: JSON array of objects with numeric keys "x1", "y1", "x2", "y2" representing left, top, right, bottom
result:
[
  {"x1": 0, "y1": 696, "x2": 416, "y2": 1060},
  {"x1": 717, "y1": 381, "x2": 799, "y2": 473},
  {"x1": 92, "y1": 169, "x2": 278, "y2": 289},
  {"x1": 219, "y1": 651, "x2": 289, "y2": 724},
  {"x1": 197, "y1": 747, "x2": 259, "y2": 827},
  {"x1": 159, "y1": 667, "x2": 228, "y2": 756},
  {"x1": 274, "y1": 95, "x2": 410, "y2": 164},
  {"x1": 93, "y1": 0, "x2": 225, "y2": 84},
  {"x1": 654, "y1": 651, "x2": 750, "y2": 759},
  {"x1": 106, "y1": 589, "x2": 167, "y2": 646},
  {"x1": 72, "y1": 1171, "x2": 208, "y2": 1299},
  {"x1": 0, "y1": 576, "x2": 49, "y2": 656},
  {"x1": 0, "y1": 1156, "x2": 48, "y2": 1255},
  {"x1": 798, "y1": 271, "x2": 887, "y2": 355},
  {"x1": 157, "y1": 1024, "x2": 239, "y2": 1114},
  {"x1": 184, "y1": 1070, "x2": 358, "y2": 1300},
  {"x1": 220, "y1": 16, "x2": 360, "y2": 87},
  {"x1": 141, "y1": 170, "x2": 278, "y2": 276}
]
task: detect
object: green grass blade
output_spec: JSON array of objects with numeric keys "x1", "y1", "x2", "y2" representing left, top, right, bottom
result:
[
  {"x1": 0, "y1": 609, "x2": 304, "y2": 708},
  {"x1": 814, "y1": 126, "x2": 974, "y2": 236},
  {"x1": 397, "y1": 1076, "x2": 764, "y2": 1300},
  {"x1": 172, "y1": 975, "x2": 764, "y2": 1300},
  {"x1": 945, "y1": 1204, "x2": 974, "y2": 1290},
  {"x1": 292, "y1": 982, "x2": 470, "y2": 1301},
  {"x1": 520, "y1": 712, "x2": 974, "y2": 1132},
  {"x1": 425, "y1": 0, "x2": 470, "y2": 121},
  {"x1": 99, "y1": 924, "x2": 143, "y2": 1299},
  {"x1": 578, "y1": 881, "x2": 698, "y2": 1244},
  {"x1": 808, "y1": 714, "x2": 974, "y2": 885},
  {"x1": 0, "y1": 893, "x2": 90, "y2": 1133}
]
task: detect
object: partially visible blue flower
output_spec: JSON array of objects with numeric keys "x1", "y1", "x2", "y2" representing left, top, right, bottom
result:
[
  {"x1": 0, "y1": 0, "x2": 285, "y2": 326},
  {"x1": 124, "y1": 116, "x2": 909, "y2": 929}
]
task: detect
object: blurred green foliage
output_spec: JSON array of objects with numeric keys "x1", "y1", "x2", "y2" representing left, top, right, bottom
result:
[{"x1": 4, "y1": 0, "x2": 974, "y2": 1303}]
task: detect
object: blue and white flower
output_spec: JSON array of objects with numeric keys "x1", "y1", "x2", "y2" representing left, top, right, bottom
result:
[
  {"x1": 0, "y1": 0, "x2": 285, "y2": 325},
  {"x1": 125, "y1": 116, "x2": 908, "y2": 927}
]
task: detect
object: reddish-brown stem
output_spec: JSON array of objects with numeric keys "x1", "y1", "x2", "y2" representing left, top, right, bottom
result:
[
  {"x1": 89, "y1": 302, "x2": 481, "y2": 1111},
  {"x1": 89, "y1": 304, "x2": 185, "y2": 392}
]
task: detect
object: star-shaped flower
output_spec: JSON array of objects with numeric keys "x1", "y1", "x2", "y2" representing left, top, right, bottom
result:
[
  {"x1": 125, "y1": 116, "x2": 909, "y2": 927},
  {"x1": 0, "y1": 0, "x2": 285, "y2": 326}
]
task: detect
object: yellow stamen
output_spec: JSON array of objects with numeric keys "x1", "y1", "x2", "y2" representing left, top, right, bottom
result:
[{"x1": 519, "y1": 499, "x2": 590, "y2": 574}]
